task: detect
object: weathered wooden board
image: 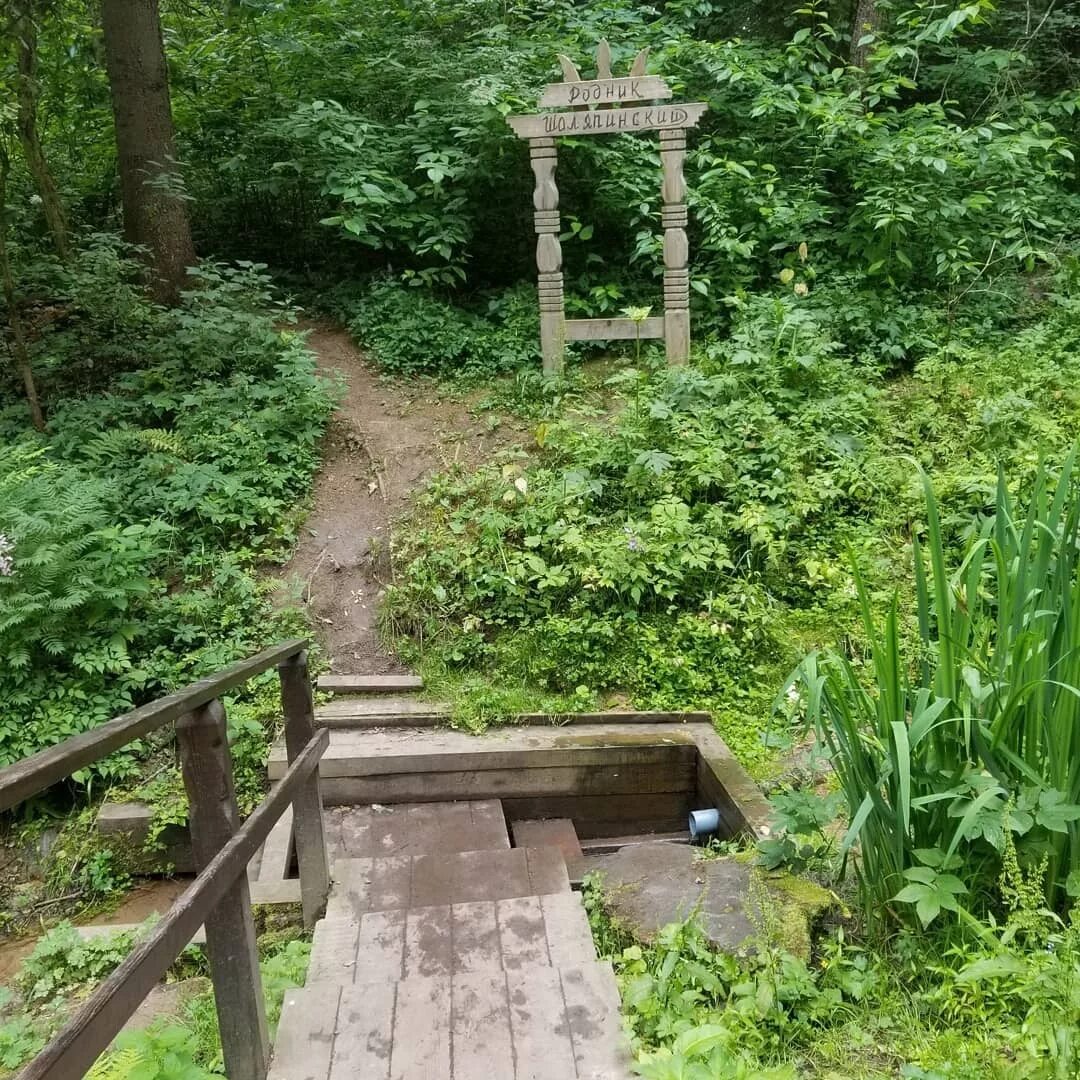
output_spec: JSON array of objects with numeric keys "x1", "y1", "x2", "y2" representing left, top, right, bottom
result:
[
  {"x1": 327, "y1": 847, "x2": 569, "y2": 916},
  {"x1": 268, "y1": 983, "x2": 341, "y2": 1080},
  {"x1": 507, "y1": 102, "x2": 707, "y2": 139},
  {"x1": 500, "y1": 792, "x2": 691, "y2": 838},
  {"x1": 257, "y1": 805, "x2": 293, "y2": 882},
  {"x1": 565, "y1": 316, "x2": 665, "y2": 340},
  {"x1": 326, "y1": 800, "x2": 509, "y2": 861},
  {"x1": 317, "y1": 695, "x2": 449, "y2": 725},
  {"x1": 539, "y1": 74, "x2": 672, "y2": 108},
  {"x1": 510, "y1": 818, "x2": 583, "y2": 863},
  {"x1": 694, "y1": 727, "x2": 772, "y2": 839},
  {"x1": 316, "y1": 674, "x2": 423, "y2": 694},
  {"x1": 318, "y1": 761, "x2": 695, "y2": 806},
  {"x1": 268, "y1": 722, "x2": 699, "y2": 780}
]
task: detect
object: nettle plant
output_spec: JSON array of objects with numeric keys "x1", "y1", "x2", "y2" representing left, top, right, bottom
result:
[{"x1": 795, "y1": 452, "x2": 1080, "y2": 929}]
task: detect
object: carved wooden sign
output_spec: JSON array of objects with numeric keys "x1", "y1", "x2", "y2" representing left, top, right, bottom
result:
[{"x1": 507, "y1": 41, "x2": 707, "y2": 372}]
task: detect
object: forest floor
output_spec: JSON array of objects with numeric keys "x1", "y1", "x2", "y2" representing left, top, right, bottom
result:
[{"x1": 277, "y1": 323, "x2": 525, "y2": 672}]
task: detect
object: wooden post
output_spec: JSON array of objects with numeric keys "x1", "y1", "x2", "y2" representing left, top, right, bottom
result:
[
  {"x1": 278, "y1": 651, "x2": 330, "y2": 928},
  {"x1": 660, "y1": 129, "x2": 690, "y2": 364},
  {"x1": 530, "y1": 136, "x2": 565, "y2": 375},
  {"x1": 178, "y1": 699, "x2": 270, "y2": 1080}
]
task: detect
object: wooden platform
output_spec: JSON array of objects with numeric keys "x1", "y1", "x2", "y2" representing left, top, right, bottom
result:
[
  {"x1": 317, "y1": 674, "x2": 424, "y2": 694},
  {"x1": 269, "y1": 828, "x2": 632, "y2": 1080}
]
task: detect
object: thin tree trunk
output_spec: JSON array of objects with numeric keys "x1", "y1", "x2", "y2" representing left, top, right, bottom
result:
[
  {"x1": 850, "y1": 0, "x2": 883, "y2": 68},
  {"x1": 14, "y1": 3, "x2": 69, "y2": 260},
  {"x1": 101, "y1": 0, "x2": 196, "y2": 305},
  {"x1": 0, "y1": 143, "x2": 45, "y2": 432}
]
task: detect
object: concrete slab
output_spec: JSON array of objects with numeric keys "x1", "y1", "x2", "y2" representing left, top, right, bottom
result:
[{"x1": 586, "y1": 843, "x2": 832, "y2": 959}]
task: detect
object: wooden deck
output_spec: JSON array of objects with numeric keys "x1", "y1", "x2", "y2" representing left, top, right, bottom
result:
[{"x1": 268, "y1": 800, "x2": 633, "y2": 1080}]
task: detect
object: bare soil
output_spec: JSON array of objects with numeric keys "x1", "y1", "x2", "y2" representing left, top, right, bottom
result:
[{"x1": 279, "y1": 322, "x2": 522, "y2": 672}]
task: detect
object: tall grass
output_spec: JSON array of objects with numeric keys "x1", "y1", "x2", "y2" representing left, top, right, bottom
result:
[{"x1": 795, "y1": 451, "x2": 1080, "y2": 927}]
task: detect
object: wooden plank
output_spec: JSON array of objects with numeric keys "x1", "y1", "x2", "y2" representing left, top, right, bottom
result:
[
  {"x1": 507, "y1": 102, "x2": 708, "y2": 139},
  {"x1": 525, "y1": 845, "x2": 571, "y2": 895},
  {"x1": 75, "y1": 923, "x2": 207, "y2": 946},
  {"x1": 268, "y1": 983, "x2": 341, "y2": 1080},
  {"x1": 258, "y1": 805, "x2": 293, "y2": 883},
  {"x1": 505, "y1": 964, "x2": 578, "y2": 1079},
  {"x1": 501, "y1": 793, "x2": 692, "y2": 839},
  {"x1": 511, "y1": 819, "x2": 583, "y2": 863},
  {"x1": 280, "y1": 651, "x2": 331, "y2": 928},
  {"x1": 405, "y1": 904, "x2": 452, "y2": 978},
  {"x1": 693, "y1": 727, "x2": 772, "y2": 839},
  {"x1": 451, "y1": 902, "x2": 501, "y2": 973},
  {"x1": 389, "y1": 974, "x2": 451, "y2": 1080},
  {"x1": 318, "y1": 762, "x2": 694, "y2": 806},
  {"x1": 357, "y1": 909, "x2": 407, "y2": 983},
  {"x1": 565, "y1": 316, "x2": 665, "y2": 341},
  {"x1": 307, "y1": 917, "x2": 360, "y2": 985},
  {"x1": 559, "y1": 962, "x2": 631, "y2": 1079},
  {"x1": 317, "y1": 696, "x2": 448, "y2": 721},
  {"x1": 539, "y1": 892, "x2": 595, "y2": 969},
  {"x1": 249, "y1": 878, "x2": 302, "y2": 905},
  {"x1": 330, "y1": 981, "x2": 396, "y2": 1080},
  {"x1": 0, "y1": 638, "x2": 307, "y2": 812},
  {"x1": 317, "y1": 674, "x2": 423, "y2": 694},
  {"x1": 178, "y1": 699, "x2": 269, "y2": 1080},
  {"x1": 451, "y1": 970, "x2": 515, "y2": 1079},
  {"x1": 269, "y1": 723, "x2": 699, "y2": 779},
  {"x1": 539, "y1": 74, "x2": 672, "y2": 107},
  {"x1": 496, "y1": 896, "x2": 548, "y2": 971},
  {"x1": 17, "y1": 726, "x2": 326, "y2": 1080},
  {"x1": 513, "y1": 711, "x2": 710, "y2": 725}
]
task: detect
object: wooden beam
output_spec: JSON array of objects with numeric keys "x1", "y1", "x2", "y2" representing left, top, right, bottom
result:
[
  {"x1": 539, "y1": 75, "x2": 672, "y2": 108},
  {"x1": 0, "y1": 638, "x2": 307, "y2": 812},
  {"x1": 565, "y1": 317, "x2": 664, "y2": 341},
  {"x1": 507, "y1": 103, "x2": 707, "y2": 139},
  {"x1": 18, "y1": 727, "x2": 327, "y2": 1080},
  {"x1": 279, "y1": 651, "x2": 330, "y2": 928}
]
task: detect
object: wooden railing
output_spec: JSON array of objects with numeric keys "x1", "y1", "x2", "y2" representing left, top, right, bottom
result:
[{"x1": 0, "y1": 639, "x2": 330, "y2": 1080}]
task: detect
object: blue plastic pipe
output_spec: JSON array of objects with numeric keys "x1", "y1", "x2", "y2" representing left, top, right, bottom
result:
[{"x1": 688, "y1": 808, "x2": 721, "y2": 839}]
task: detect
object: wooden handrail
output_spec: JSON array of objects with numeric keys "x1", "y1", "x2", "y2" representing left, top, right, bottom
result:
[
  {"x1": 3, "y1": 639, "x2": 330, "y2": 1080},
  {"x1": 0, "y1": 638, "x2": 307, "y2": 812},
  {"x1": 18, "y1": 727, "x2": 328, "y2": 1080}
]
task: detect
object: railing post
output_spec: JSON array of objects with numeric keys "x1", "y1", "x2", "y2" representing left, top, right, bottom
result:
[
  {"x1": 178, "y1": 699, "x2": 270, "y2": 1080},
  {"x1": 278, "y1": 650, "x2": 330, "y2": 928}
]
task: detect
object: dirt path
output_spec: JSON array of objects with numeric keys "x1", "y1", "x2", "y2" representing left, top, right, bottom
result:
[{"x1": 280, "y1": 323, "x2": 519, "y2": 673}]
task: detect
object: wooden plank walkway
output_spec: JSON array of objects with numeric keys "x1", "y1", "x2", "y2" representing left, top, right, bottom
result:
[{"x1": 268, "y1": 802, "x2": 633, "y2": 1080}]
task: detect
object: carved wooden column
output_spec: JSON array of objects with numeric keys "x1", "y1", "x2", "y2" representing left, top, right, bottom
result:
[
  {"x1": 530, "y1": 136, "x2": 565, "y2": 374},
  {"x1": 660, "y1": 129, "x2": 690, "y2": 365}
]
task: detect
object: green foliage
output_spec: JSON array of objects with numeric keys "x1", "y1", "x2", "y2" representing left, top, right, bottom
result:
[
  {"x1": 796, "y1": 452, "x2": 1080, "y2": 928},
  {"x1": 587, "y1": 873, "x2": 1080, "y2": 1079},
  {"x1": 0, "y1": 251, "x2": 335, "y2": 785},
  {"x1": 85, "y1": 1025, "x2": 216, "y2": 1080},
  {"x1": 0, "y1": 1016, "x2": 44, "y2": 1072},
  {"x1": 327, "y1": 279, "x2": 539, "y2": 378},
  {"x1": 17, "y1": 922, "x2": 138, "y2": 1003}
]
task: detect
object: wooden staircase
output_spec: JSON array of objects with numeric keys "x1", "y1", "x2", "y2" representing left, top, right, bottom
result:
[
  {"x1": 268, "y1": 671, "x2": 633, "y2": 1078},
  {"x1": 269, "y1": 810, "x2": 632, "y2": 1079}
]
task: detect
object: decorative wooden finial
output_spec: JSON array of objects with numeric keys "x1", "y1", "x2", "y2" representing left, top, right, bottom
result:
[
  {"x1": 596, "y1": 39, "x2": 612, "y2": 79},
  {"x1": 557, "y1": 54, "x2": 581, "y2": 82},
  {"x1": 629, "y1": 47, "x2": 650, "y2": 77}
]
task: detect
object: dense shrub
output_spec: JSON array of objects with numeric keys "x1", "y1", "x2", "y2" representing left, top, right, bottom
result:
[{"x1": 0, "y1": 252, "x2": 336, "y2": 779}]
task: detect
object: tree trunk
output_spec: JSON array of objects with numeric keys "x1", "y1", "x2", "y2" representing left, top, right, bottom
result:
[
  {"x1": 101, "y1": 0, "x2": 196, "y2": 305},
  {"x1": 850, "y1": 0, "x2": 883, "y2": 68},
  {"x1": 0, "y1": 143, "x2": 46, "y2": 432},
  {"x1": 14, "y1": 3, "x2": 69, "y2": 260}
]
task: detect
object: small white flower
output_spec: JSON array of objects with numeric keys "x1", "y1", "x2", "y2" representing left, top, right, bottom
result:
[{"x1": 0, "y1": 534, "x2": 13, "y2": 577}]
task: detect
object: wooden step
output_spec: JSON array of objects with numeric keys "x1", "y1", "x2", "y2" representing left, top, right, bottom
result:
[
  {"x1": 510, "y1": 818, "x2": 583, "y2": 862},
  {"x1": 326, "y1": 847, "x2": 569, "y2": 919},
  {"x1": 324, "y1": 800, "x2": 509, "y2": 862},
  {"x1": 307, "y1": 891, "x2": 595, "y2": 985},
  {"x1": 316, "y1": 695, "x2": 449, "y2": 727},
  {"x1": 268, "y1": 722, "x2": 696, "y2": 782},
  {"x1": 317, "y1": 674, "x2": 424, "y2": 694},
  {"x1": 269, "y1": 960, "x2": 630, "y2": 1079}
]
